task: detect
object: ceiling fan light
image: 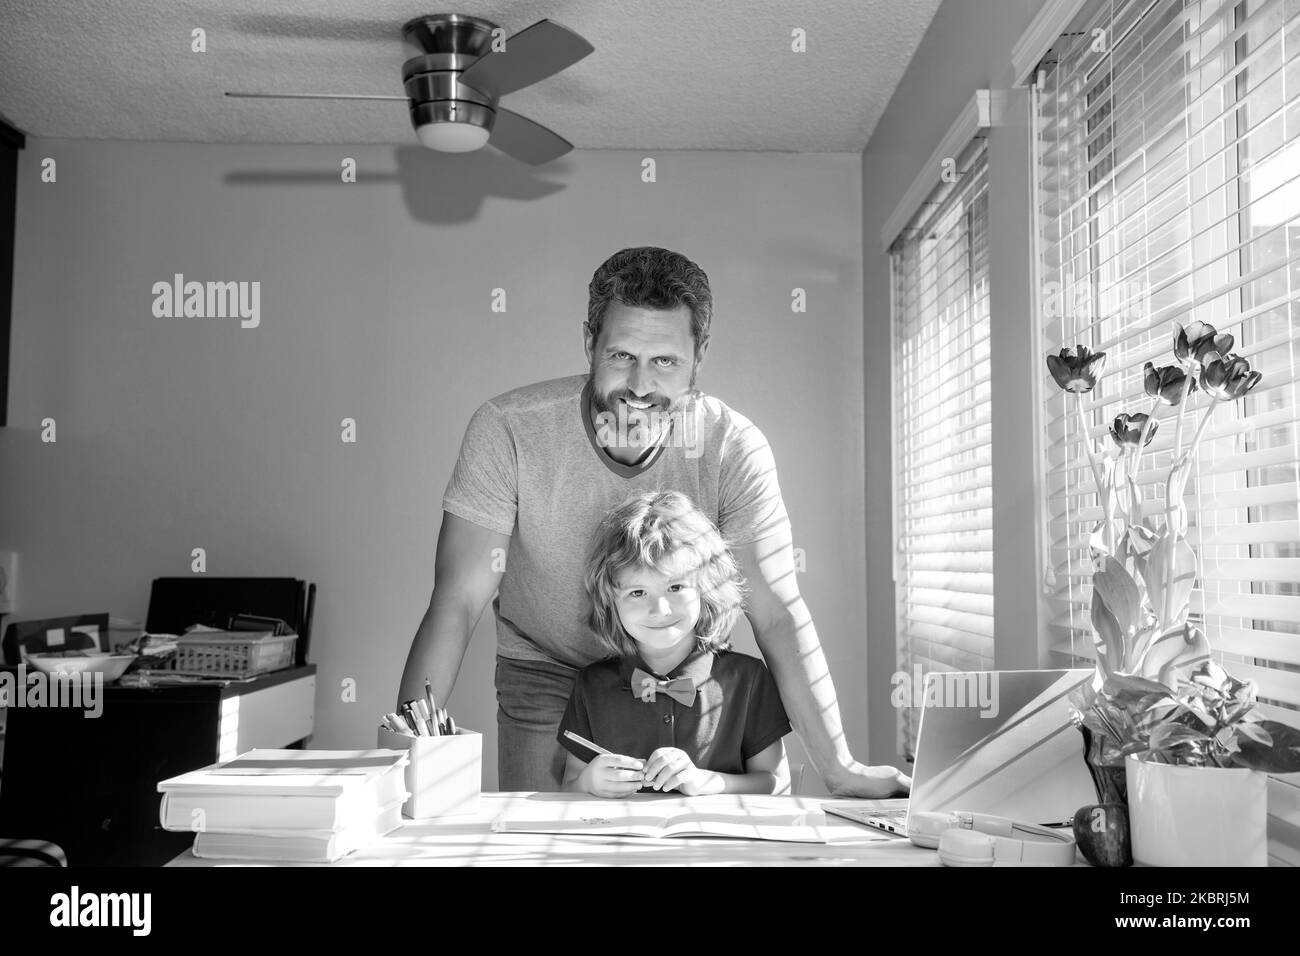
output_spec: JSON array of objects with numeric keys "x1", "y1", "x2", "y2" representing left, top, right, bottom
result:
[{"x1": 416, "y1": 121, "x2": 491, "y2": 152}]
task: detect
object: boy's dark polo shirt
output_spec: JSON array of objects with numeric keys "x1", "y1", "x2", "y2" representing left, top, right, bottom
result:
[{"x1": 557, "y1": 646, "x2": 791, "y2": 778}]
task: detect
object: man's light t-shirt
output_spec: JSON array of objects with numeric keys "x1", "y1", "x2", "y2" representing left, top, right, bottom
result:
[{"x1": 441, "y1": 373, "x2": 791, "y2": 670}]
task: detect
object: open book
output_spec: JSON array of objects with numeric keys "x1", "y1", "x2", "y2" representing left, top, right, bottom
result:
[{"x1": 493, "y1": 794, "x2": 892, "y2": 844}]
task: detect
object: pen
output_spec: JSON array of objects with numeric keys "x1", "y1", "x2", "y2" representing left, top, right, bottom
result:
[
  {"x1": 425, "y1": 679, "x2": 437, "y2": 722},
  {"x1": 401, "y1": 702, "x2": 426, "y2": 736},
  {"x1": 563, "y1": 730, "x2": 611, "y2": 756},
  {"x1": 391, "y1": 713, "x2": 414, "y2": 735},
  {"x1": 413, "y1": 698, "x2": 440, "y2": 736},
  {"x1": 383, "y1": 713, "x2": 409, "y2": 734},
  {"x1": 563, "y1": 731, "x2": 643, "y2": 772}
]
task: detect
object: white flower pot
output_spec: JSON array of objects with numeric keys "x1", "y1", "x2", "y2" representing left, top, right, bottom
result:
[{"x1": 1125, "y1": 754, "x2": 1267, "y2": 866}]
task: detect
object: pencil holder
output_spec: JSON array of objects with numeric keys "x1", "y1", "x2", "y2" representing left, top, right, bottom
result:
[{"x1": 377, "y1": 727, "x2": 482, "y2": 819}]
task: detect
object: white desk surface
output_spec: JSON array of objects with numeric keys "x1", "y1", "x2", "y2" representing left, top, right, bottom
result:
[{"x1": 167, "y1": 793, "x2": 942, "y2": 867}]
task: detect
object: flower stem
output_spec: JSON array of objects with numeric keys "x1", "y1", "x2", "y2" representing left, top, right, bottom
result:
[
  {"x1": 1183, "y1": 398, "x2": 1218, "y2": 464},
  {"x1": 1075, "y1": 393, "x2": 1110, "y2": 550},
  {"x1": 1162, "y1": 470, "x2": 1180, "y2": 628},
  {"x1": 1130, "y1": 397, "x2": 1160, "y2": 527},
  {"x1": 1162, "y1": 399, "x2": 1219, "y2": 628},
  {"x1": 1136, "y1": 397, "x2": 1161, "y2": 466},
  {"x1": 1162, "y1": 373, "x2": 1196, "y2": 627},
  {"x1": 1104, "y1": 467, "x2": 1118, "y2": 554},
  {"x1": 1126, "y1": 449, "x2": 1141, "y2": 526},
  {"x1": 1172, "y1": 372, "x2": 1194, "y2": 458}
]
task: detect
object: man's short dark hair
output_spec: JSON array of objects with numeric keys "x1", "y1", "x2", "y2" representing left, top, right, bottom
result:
[{"x1": 586, "y1": 247, "x2": 713, "y2": 361}]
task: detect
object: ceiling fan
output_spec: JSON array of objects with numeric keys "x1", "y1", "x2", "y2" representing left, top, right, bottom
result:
[{"x1": 226, "y1": 14, "x2": 594, "y2": 165}]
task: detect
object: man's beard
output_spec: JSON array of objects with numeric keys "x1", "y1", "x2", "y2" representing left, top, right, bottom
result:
[
  {"x1": 589, "y1": 386, "x2": 683, "y2": 419},
  {"x1": 588, "y1": 381, "x2": 698, "y2": 457},
  {"x1": 588, "y1": 364, "x2": 698, "y2": 420}
]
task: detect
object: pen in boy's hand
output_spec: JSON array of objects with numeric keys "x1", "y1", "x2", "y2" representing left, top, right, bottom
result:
[
  {"x1": 563, "y1": 730, "x2": 642, "y2": 771},
  {"x1": 564, "y1": 729, "x2": 610, "y2": 755}
]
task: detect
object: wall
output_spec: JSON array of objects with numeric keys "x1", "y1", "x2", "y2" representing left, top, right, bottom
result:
[
  {"x1": 862, "y1": 0, "x2": 1045, "y2": 765},
  {"x1": 0, "y1": 141, "x2": 865, "y2": 790}
]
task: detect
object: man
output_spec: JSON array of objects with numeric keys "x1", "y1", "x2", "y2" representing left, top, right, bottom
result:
[{"x1": 400, "y1": 246, "x2": 909, "y2": 797}]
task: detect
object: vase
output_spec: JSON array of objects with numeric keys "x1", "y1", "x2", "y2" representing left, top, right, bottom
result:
[
  {"x1": 1078, "y1": 725, "x2": 1127, "y2": 805},
  {"x1": 1125, "y1": 754, "x2": 1267, "y2": 866}
]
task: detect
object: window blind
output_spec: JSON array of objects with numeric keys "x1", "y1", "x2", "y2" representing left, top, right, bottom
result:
[
  {"x1": 1035, "y1": 0, "x2": 1300, "y2": 728},
  {"x1": 891, "y1": 136, "x2": 993, "y2": 755}
]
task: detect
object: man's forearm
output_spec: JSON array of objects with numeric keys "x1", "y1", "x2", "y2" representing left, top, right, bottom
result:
[
  {"x1": 398, "y1": 590, "x2": 478, "y2": 706},
  {"x1": 752, "y1": 602, "x2": 856, "y2": 789}
]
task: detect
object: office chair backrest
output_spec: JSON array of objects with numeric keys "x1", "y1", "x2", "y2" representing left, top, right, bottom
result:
[
  {"x1": 0, "y1": 838, "x2": 68, "y2": 867},
  {"x1": 1, "y1": 613, "x2": 109, "y2": 664},
  {"x1": 144, "y1": 577, "x2": 314, "y2": 666}
]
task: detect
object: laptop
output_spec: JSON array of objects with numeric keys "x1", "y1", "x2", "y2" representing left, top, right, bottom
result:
[{"x1": 823, "y1": 669, "x2": 1098, "y2": 835}]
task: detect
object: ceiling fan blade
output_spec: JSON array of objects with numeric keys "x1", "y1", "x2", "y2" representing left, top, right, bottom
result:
[
  {"x1": 489, "y1": 107, "x2": 574, "y2": 165},
  {"x1": 225, "y1": 92, "x2": 407, "y2": 101},
  {"x1": 457, "y1": 19, "x2": 593, "y2": 98}
]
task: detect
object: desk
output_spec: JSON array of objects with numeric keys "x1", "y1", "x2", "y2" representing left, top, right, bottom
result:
[
  {"x1": 167, "y1": 794, "x2": 941, "y2": 866},
  {"x1": 0, "y1": 664, "x2": 315, "y2": 866}
]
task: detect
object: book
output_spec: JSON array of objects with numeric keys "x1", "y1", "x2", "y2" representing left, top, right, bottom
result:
[
  {"x1": 492, "y1": 794, "x2": 882, "y2": 844},
  {"x1": 191, "y1": 799, "x2": 405, "y2": 863},
  {"x1": 158, "y1": 749, "x2": 409, "y2": 832}
]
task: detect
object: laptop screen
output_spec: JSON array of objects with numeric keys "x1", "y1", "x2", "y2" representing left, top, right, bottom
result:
[{"x1": 907, "y1": 669, "x2": 1098, "y2": 826}]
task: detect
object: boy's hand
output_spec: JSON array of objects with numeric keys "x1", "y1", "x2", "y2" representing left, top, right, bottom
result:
[
  {"x1": 642, "y1": 747, "x2": 703, "y2": 795},
  {"x1": 581, "y1": 754, "x2": 645, "y2": 798}
]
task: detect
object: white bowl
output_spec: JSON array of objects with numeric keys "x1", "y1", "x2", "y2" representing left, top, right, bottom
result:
[{"x1": 26, "y1": 653, "x2": 135, "y2": 682}]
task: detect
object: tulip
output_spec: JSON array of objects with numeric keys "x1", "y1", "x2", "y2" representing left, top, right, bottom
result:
[
  {"x1": 1174, "y1": 321, "x2": 1234, "y2": 367},
  {"x1": 1047, "y1": 345, "x2": 1107, "y2": 393},
  {"x1": 1200, "y1": 353, "x2": 1262, "y2": 401},
  {"x1": 1110, "y1": 413, "x2": 1158, "y2": 448},
  {"x1": 1144, "y1": 362, "x2": 1197, "y2": 405}
]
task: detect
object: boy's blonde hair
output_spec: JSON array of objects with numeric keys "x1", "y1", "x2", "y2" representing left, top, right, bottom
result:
[{"x1": 584, "y1": 490, "x2": 746, "y2": 658}]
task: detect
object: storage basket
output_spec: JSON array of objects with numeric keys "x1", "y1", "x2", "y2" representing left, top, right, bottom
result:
[{"x1": 165, "y1": 632, "x2": 297, "y2": 678}]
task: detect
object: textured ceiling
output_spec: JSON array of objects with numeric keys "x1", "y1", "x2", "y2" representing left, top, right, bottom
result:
[{"x1": 0, "y1": 0, "x2": 942, "y2": 151}]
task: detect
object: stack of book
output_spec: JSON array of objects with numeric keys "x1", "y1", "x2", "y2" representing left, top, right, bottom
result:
[{"x1": 157, "y1": 749, "x2": 410, "y2": 862}]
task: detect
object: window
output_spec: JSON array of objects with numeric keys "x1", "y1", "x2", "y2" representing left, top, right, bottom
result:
[
  {"x1": 0, "y1": 116, "x2": 23, "y2": 427},
  {"x1": 1035, "y1": 0, "x2": 1300, "y2": 726},
  {"x1": 891, "y1": 136, "x2": 993, "y2": 755}
]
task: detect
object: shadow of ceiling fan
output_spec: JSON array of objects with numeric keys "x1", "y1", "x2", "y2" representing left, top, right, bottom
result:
[{"x1": 226, "y1": 14, "x2": 594, "y2": 165}]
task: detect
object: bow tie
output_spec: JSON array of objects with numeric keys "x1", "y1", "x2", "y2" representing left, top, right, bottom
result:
[{"x1": 630, "y1": 667, "x2": 697, "y2": 707}]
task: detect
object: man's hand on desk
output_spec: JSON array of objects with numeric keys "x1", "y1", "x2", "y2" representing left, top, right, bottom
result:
[{"x1": 826, "y1": 761, "x2": 911, "y2": 799}]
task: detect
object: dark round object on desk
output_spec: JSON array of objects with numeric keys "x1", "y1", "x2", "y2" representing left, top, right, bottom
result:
[{"x1": 1072, "y1": 803, "x2": 1132, "y2": 867}]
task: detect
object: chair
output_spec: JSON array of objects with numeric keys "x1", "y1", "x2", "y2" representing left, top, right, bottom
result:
[
  {"x1": 143, "y1": 577, "x2": 316, "y2": 666},
  {"x1": 1, "y1": 613, "x2": 108, "y2": 664},
  {"x1": 0, "y1": 837, "x2": 68, "y2": 867}
]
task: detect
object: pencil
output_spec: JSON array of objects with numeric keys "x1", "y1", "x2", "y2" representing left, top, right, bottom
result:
[
  {"x1": 563, "y1": 730, "x2": 611, "y2": 755},
  {"x1": 563, "y1": 732, "x2": 643, "y2": 773}
]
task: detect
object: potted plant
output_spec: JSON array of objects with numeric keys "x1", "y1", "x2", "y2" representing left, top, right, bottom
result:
[{"x1": 1046, "y1": 321, "x2": 1300, "y2": 867}]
